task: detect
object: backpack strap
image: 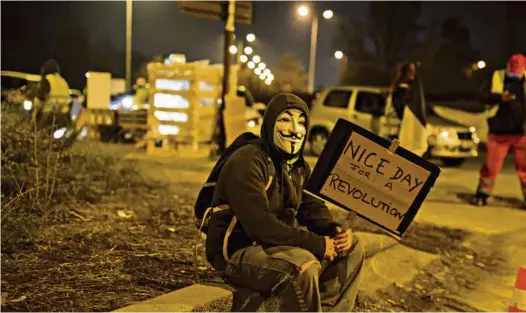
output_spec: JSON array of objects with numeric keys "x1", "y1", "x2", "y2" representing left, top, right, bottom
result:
[{"x1": 222, "y1": 156, "x2": 275, "y2": 262}]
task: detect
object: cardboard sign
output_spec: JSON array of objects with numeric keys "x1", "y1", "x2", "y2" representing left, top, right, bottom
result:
[{"x1": 305, "y1": 119, "x2": 441, "y2": 239}]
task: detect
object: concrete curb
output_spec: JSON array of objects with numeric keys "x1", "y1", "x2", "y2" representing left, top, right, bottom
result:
[{"x1": 115, "y1": 232, "x2": 398, "y2": 312}]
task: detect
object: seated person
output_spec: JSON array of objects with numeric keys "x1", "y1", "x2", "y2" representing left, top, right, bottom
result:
[{"x1": 206, "y1": 93, "x2": 365, "y2": 312}]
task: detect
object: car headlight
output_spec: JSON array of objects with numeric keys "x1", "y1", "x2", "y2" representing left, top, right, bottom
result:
[
  {"x1": 53, "y1": 127, "x2": 67, "y2": 139},
  {"x1": 23, "y1": 100, "x2": 33, "y2": 110},
  {"x1": 247, "y1": 118, "x2": 259, "y2": 128},
  {"x1": 121, "y1": 96, "x2": 133, "y2": 109}
]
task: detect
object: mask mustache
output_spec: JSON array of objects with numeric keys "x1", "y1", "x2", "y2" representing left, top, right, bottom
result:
[{"x1": 279, "y1": 131, "x2": 303, "y2": 140}]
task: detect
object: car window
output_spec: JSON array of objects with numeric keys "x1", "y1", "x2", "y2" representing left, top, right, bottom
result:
[
  {"x1": 1, "y1": 76, "x2": 27, "y2": 90},
  {"x1": 323, "y1": 90, "x2": 352, "y2": 108},
  {"x1": 355, "y1": 91, "x2": 386, "y2": 116}
]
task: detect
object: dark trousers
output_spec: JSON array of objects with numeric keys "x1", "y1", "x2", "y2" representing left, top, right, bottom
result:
[{"x1": 223, "y1": 236, "x2": 364, "y2": 312}]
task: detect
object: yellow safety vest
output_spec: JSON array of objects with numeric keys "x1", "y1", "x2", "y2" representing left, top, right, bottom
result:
[
  {"x1": 491, "y1": 69, "x2": 526, "y2": 94},
  {"x1": 43, "y1": 73, "x2": 70, "y2": 112}
]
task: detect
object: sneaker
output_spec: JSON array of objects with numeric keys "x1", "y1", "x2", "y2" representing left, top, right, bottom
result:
[{"x1": 470, "y1": 195, "x2": 488, "y2": 207}]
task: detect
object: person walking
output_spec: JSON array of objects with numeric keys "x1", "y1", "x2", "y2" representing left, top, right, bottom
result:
[{"x1": 472, "y1": 53, "x2": 526, "y2": 208}]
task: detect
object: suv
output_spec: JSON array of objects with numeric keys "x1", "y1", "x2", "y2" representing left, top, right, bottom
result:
[{"x1": 309, "y1": 86, "x2": 480, "y2": 167}]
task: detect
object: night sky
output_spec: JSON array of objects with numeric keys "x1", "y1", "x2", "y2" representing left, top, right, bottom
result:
[{"x1": 1, "y1": 1, "x2": 509, "y2": 90}]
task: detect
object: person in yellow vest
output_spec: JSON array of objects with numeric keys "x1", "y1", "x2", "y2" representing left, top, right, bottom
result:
[
  {"x1": 472, "y1": 54, "x2": 526, "y2": 208},
  {"x1": 34, "y1": 59, "x2": 71, "y2": 129}
]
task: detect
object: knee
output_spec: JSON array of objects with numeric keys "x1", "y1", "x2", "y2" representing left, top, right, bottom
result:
[{"x1": 342, "y1": 236, "x2": 365, "y2": 264}]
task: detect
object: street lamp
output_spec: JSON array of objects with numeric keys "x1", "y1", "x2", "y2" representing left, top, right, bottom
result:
[
  {"x1": 322, "y1": 10, "x2": 333, "y2": 19},
  {"x1": 297, "y1": 5, "x2": 309, "y2": 17},
  {"x1": 477, "y1": 60, "x2": 486, "y2": 69},
  {"x1": 246, "y1": 33, "x2": 256, "y2": 42},
  {"x1": 297, "y1": 4, "x2": 334, "y2": 94},
  {"x1": 334, "y1": 50, "x2": 344, "y2": 59},
  {"x1": 229, "y1": 45, "x2": 238, "y2": 54},
  {"x1": 244, "y1": 46, "x2": 253, "y2": 55}
]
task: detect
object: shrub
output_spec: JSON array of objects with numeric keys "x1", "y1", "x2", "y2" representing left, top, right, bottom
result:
[{"x1": 1, "y1": 103, "x2": 150, "y2": 251}]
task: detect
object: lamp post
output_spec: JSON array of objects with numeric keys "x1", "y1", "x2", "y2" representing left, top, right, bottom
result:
[
  {"x1": 125, "y1": 0, "x2": 133, "y2": 90},
  {"x1": 297, "y1": 5, "x2": 333, "y2": 94}
]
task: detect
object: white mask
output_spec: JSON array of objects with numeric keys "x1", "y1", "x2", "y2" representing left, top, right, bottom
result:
[{"x1": 273, "y1": 109, "x2": 307, "y2": 155}]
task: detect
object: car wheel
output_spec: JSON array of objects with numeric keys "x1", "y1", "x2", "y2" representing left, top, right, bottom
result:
[
  {"x1": 441, "y1": 158, "x2": 465, "y2": 167},
  {"x1": 310, "y1": 129, "x2": 328, "y2": 156}
]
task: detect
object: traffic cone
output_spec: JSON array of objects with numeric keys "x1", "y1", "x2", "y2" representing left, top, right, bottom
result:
[{"x1": 509, "y1": 267, "x2": 526, "y2": 312}]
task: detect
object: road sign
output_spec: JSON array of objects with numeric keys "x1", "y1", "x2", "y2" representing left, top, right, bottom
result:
[
  {"x1": 176, "y1": 1, "x2": 254, "y2": 24},
  {"x1": 305, "y1": 119, "x2": 441, "y2": 239}
]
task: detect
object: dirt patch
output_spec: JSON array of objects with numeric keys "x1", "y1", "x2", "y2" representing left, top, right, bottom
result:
[
  {"x1": 353, "y1": 223, "x2": 507, "y2": 312},
  {"x1": 1, "y1": 186, "x2": 216, "y2": 312}
]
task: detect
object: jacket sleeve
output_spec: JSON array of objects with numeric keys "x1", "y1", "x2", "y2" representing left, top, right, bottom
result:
[
  {"x1": 220, "y1": 147, "x2": 327, "y2": 260},
  {"x1": 37, "y1": 78, "x2": 50, "y2": 102},
  {"x1": 479, "y1": 72, "x2": 503, "y2": 104},
  {"x1": 296, "y1": 165, "x2": 343, "y2": 237}
]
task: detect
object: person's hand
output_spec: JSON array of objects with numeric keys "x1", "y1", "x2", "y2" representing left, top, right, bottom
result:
[
  {"x1": 502, "y1": 91, "x2": 516, "y2": 102},
  {"x1": 324, "y1": 236, "x2": 338, "y2": 261},
  {"x1": 334, "y1": 226, "x2": 353, "y2": 254}
]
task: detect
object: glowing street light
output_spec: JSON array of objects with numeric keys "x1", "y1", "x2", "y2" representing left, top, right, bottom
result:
[
  {"x1": 240, "y1": 55, "x2": 248, "y2": 63},
  {"x1": 252, "y1": 55, "x2": 261, "y2": 63},
  {"x1": 297, "y1": 5, "x2": 309, "y2": 17},
  {"x1": 323, "y1": 10, "x2": 333, "y2": 19},
  {"x1": 247, "y1": 61, "x2": 255, "y2": 69},
  {"x1": 244, "y1": 46, "x2": 253, "y2": 55},
  {"x1": 255, "y1": 68, "x2": 262, "y2": 75},
  {"x1": 246, "y1": 33, "x2": 256, "y2": 42},
  {"x1": 477, "y1": 60, "x2": 486, "y2": 69},
  {"x1": 258, "y1": 62, "x2": 266, "y2": 70},
  {"x1": 259, "y1": 73, "x2": 266, "y2": 80},
  {"x1": 334, "y1": 50, "x2": 344, "y2": 59},
  {"x1": 229, "y1": 45, "x2": 238, "y2": 55}
]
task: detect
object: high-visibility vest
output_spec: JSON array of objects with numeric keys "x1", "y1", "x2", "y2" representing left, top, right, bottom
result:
[{"x1": 43, "y1": 73, "x2": 70, "y2": 113}]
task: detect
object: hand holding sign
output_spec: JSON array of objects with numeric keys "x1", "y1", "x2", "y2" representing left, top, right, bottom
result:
[{"x1": 305, "y1": 119, "x2": 441, "y2": 239}]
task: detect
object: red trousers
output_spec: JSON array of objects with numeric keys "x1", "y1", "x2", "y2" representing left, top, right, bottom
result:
[{"x1": 477, "y1": 134, "x2": 526, "y2": 200}]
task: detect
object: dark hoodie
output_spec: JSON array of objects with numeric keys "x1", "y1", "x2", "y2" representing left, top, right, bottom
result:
[{"x1": 206, "y1": 93, "x2": 341, "y2": 271}]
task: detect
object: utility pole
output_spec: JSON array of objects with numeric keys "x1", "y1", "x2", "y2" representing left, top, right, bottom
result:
[
  {"x1": 125, "y1": 0, "x2": 133, "y2": 90},
  {"x1": 214, "y1": 0, "x2": 236, "y2": 156},
  {"x1": 307, "y1": 15, "x2": 318, "y2": 94}
]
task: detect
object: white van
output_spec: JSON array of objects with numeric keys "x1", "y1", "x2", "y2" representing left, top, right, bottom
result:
[{"x1": 308, "y1": 86, "x2": 480, "y2": 167}]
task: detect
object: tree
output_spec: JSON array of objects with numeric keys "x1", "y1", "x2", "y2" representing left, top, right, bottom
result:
[
  {"x1": 501, "y1": 2, "x2": 526, "y2": 60},
  {"x1": 273, "y1": 52, "x2": 308, "y2": 93},
  {"x1": 338, "y1": 2, "x2": 425, "y2": 85},
  {"x1": 417, "y1": 17, "x2": 481, "y2": 94}
]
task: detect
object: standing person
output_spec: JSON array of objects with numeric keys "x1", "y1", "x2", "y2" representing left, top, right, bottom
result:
[
  {"x1": 33, "y1": 59, "x2": 71, "y2": 129},
  {"x1": 205, "y1": 93, "x2": 364, "y2": 312},
  {"x1": 389, "y1": 62, "x2": 429, "y2": 157},
  {"x1": 472, "y1": 54, "x2": 526, "y2": 208}
]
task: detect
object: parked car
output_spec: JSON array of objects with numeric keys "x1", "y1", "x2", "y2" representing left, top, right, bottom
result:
[{"x1": 308, "y1": 85, "x2": 480, "y2": 167}]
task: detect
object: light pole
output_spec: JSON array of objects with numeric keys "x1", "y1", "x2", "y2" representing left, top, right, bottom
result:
[
  {"x1": 334, "y1": 50, "x2": 348, "y2": 84},
  {"x1": 297, "y1": 5, "x2": 333, "y2": 94},
  {"x1": 125, "y1": 0, "x2": 133, "y2": 90}
]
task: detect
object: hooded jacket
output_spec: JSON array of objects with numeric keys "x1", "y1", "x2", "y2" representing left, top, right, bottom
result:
[{"x1": 206, "y1": 93, "x2": 341, "y2": 271}]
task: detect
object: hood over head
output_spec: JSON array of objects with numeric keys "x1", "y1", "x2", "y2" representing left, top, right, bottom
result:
[
  {"x1": 508, "y1": 53, "x2": 526, "y2": 75},
  {"x1": 260, "y1": 93, "x2": 310, "y2": 165}
]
